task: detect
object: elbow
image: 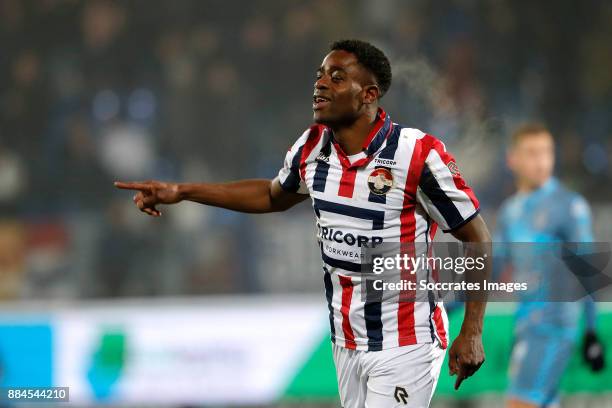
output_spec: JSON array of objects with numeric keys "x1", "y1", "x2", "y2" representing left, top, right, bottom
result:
[
  {"x1": 474, "y1": 225, "x2": 492, "y2": 243},
  {"x1": 452, "y1": 214, "x2": 492, "y2": 243}
]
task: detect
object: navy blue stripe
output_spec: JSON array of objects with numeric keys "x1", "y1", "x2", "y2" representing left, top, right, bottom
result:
[
  {"x1": 444, "y1": 208, "x2": 480, "y2": 233},
  {"x1": 290, "y1": 143, "x2": 304, "y2": 174},
  {"x1": 428, "y1": 291, "x2": 436, "y2": 342},
  {"x1": 313, "y1": 198, "x2": 385, "y2": 230},
  {"x1": 323, "y1": 267, "x2": 336, "y2": 343},
  {"x1": 365, "y1": 115, "x2": 392, "y2": 156},
  {"x1": 280, "y1": 144, "x2": 304, "y2": 192},
  {"x1": 422, "y1": 220, "x2": 435, "y2": 342},
  {"x1": 425, "y1": 219, "x2": 436, "y2": 342},
  {"x1": 428, "y1": 285, "x2": 436, "y2": 342},
  {"x1": 321, "y1": 250, "x2": 362, "y2": 272},
  {"x1": 313, "y1": 136, "x2": 332, "y2": 192},
  {"x1": 368, "y1": 126, "x2": 401, "y2": 204},
  {"x1": 419, "y1": 163, "x2": 464, "y2": 229},
  {"x1": 280, "y1": 171, "x2": 301, "y2": 192},
  {"x1": 364, "y1": 279, "x2": 383, "y2": 351},
  {"x1": 368, "y1": 190, "x2": 387, "y2": 204},
  {"x1": 378, "y1": 125, "x2": 401, "y2": 159},
  {"x1": 422, "y1": 213, "x2": 441, "y2": 343}
]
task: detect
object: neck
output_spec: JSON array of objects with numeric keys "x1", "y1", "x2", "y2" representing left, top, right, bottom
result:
[
  {"x1": 516, "y1": 177, "x2": 550, "y2": 193},
  {"x1": 331, "y1": 107, "x2": 379, "y2": 155}
]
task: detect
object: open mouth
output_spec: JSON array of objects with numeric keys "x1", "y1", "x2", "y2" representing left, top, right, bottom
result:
[{"x1": 313, "y1": 95, "x2": 331, "y2": 110}]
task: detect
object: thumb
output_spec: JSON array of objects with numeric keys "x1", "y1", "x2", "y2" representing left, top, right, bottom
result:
[{"x1": 143, "y1": 194, "x2": 162, "y2": 207}]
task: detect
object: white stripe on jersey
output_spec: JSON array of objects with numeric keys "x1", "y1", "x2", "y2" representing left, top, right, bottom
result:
[
  {"x1": 423, "y1": 148, "x2": 478, "y2": 227},
  {"x1": 277, "y1": 109, "x2": 479, "y2": 351}
]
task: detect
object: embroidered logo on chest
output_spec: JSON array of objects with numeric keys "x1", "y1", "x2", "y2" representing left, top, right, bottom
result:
[
  {"x1": 316, "y1": 152, "x2": 330, "y2": 163},
  {"x1": 374, "y1": 158, "x2": 397, "y2": 167},
  {"x1": 367, "y1": 168, "x2": 394, "y2": 195}
]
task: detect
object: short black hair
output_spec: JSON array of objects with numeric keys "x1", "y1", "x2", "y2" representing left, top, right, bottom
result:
[{"x1": 330, "y1": 39, "x2": 392, "y2": 97}]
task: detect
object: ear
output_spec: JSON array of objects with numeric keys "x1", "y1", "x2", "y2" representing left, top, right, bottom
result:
[{"x1": 362, "y1": 85, "x2": 380, "y2": 105}]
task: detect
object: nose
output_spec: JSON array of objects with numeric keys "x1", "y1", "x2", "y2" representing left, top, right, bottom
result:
[{"x1": 315, "y1": 76, "x2": 329, "y2": 90}]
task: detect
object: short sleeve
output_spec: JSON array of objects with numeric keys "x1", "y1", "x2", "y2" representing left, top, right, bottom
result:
[
  {"x1": 276, "y1": 129, "x2": 311, "y2": 195},
  {"x1": 416, "y1": 136, "x2": 480, "y2": 232}
]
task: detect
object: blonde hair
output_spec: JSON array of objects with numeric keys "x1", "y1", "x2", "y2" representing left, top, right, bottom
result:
[{"x1": 511, "y1": 123, "x2": 553, "y2": 147}]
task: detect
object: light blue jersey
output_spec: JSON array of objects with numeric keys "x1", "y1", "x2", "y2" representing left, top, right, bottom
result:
[
  {"x1": 497, "y1": 178, "x2": 596, "y2": 406},
  {"x1": 496, "y1": 178, "x2": 595, "y2": 336}
]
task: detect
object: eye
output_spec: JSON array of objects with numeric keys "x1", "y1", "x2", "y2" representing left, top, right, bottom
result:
[
  {"x1": 331, "y1": 73, "x2": 344, "y2": 82},
  {"x1": 315, "y1": 72, "x2": 323, "y2": 80}
]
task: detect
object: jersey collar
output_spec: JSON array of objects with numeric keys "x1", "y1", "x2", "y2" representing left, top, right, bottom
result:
[
  {"x1": 518, "y1": 177, "x2": 559, "y2": 202},
  {"x1": 330, "y1": 108, "x2": 393, "y2": 169},
  {"x1": 532, "y1": 177, "x2": 558, "y2": 196}
]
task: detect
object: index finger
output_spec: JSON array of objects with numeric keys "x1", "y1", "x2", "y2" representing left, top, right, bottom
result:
[
  {"x1": 454, "y1": 372, "x2": 466, "y2": 390},
  {"x1": 114, "y1": 181, "x2": 152, "y2": 191},
  {"x1": 454, "y1": 363, "x2": 467, "y2": 390}
]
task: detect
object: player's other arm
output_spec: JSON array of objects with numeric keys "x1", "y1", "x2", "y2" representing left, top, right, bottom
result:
[
  {"x1": 415, "y1": 134, "x2": 489, "y2": 389},
  {"x1": 565, "y1": 194, "x2": 605, "y2": 372},
  {"x1": 449, "y1": 215, "x2": 491, "y2": 389},
  {"x1": 114, "y1": 178, "x2": 307, "y2": 216}
]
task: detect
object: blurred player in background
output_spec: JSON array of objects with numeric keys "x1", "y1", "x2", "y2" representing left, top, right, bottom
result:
[
  {"x1": 115, "y1": 39, "x2": 491, "y2": 407},
  {"x1": 496, "y1": 124, "x2": 605, "y2": 408}
]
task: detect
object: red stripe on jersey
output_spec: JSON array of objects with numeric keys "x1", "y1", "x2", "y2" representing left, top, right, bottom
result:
[
  {"x1": 429, "y1": 223, "x2": 438, "y2": 241},
  {"x1": 299, "y1": 126, "x2": 324, "y2": 181},
  {"x1": 400, "y1": 137, "x2": 426, "y2": 242},
  {"x1": 332, "y1": 141, "x2": 350, "y2": 168},
  {"x1": 338, "y1": 167, "x2": 358, "y2": 198},
  {"x1": 428, "y1": 222, "x2": 440, "y2": 282},
  {"x1": 332, "y1": 126, "x2": 377, "y2": 197},
  {"x1": 397, "y1": 137, "x2": 427, "y2": 346},
  {"x1": 331, "y1": 142, "x2": 372, "y2": 169},
  {"x1": 397, "y1": 251, "x2": 417, "y2": 346},
  {"x1": 432, "y1": 305, "x2": 448, "y2": 349},
  {"x1": 427, "y1": 135, "x2": 480, "y2": 209},
  {"x1": 339, "y1": 275, "x2": 357, "y2": 350}
]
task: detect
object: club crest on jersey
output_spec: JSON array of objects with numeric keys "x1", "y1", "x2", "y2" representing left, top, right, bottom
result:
[{"x1": 367, "y1": 168, "x2": 394, "y2": 195}]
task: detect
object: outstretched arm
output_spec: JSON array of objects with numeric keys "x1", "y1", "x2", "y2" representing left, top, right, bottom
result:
[{"x1": 114, "y1": 178, "x2": 308, "y2": 216}]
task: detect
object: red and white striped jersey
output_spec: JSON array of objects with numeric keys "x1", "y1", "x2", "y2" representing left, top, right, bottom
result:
[{"x1": 276, "y1": 108, "x2": 479, "y2": 351}]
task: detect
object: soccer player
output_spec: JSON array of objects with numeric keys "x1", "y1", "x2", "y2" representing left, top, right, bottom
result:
[
  {"x1": 497, "y1": 124, "x2": 605, "y2": 408},
  {"x1": 115, "y1": 40, "x2": 491, "y2": 407}
]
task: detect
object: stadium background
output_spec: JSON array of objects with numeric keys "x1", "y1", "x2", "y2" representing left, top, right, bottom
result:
[{"x1": 1, "y1": 0, "x2": 611, "y2": 406}]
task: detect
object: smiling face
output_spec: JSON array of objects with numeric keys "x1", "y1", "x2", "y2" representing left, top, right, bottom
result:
[{"x1": 313, "y1": 50, "x2": 379, "y2": 128}]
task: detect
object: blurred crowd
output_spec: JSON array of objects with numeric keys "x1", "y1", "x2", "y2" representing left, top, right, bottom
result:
[{"x1": 1, "y1": 0, "x2": 611, "y2": 299}]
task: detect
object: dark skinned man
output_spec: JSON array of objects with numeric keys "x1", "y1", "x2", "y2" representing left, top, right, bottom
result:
[{"x1": 116, "y1": 40, "x2": 490, "y2": 408}]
